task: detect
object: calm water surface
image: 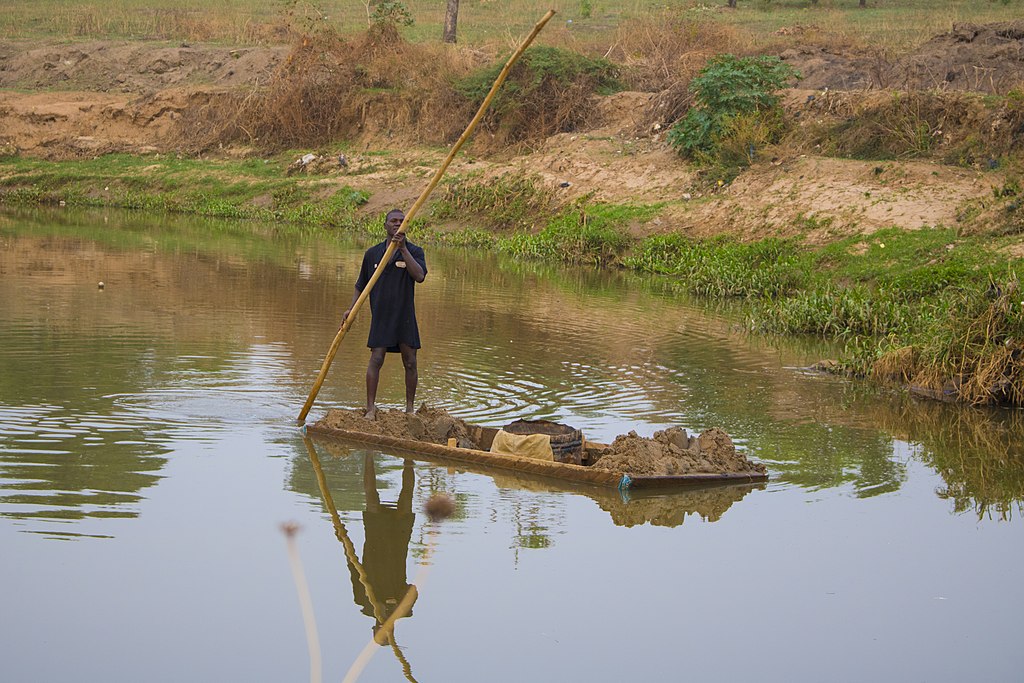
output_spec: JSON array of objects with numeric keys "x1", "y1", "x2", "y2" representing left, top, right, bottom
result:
[{"x1": 1, "y1": 207, "x2": 1022, "y2": 682}]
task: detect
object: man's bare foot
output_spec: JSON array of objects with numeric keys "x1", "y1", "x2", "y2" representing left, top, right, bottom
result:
[{"x1": 364, "y1": 407, "x2": 377, "y2": 420}]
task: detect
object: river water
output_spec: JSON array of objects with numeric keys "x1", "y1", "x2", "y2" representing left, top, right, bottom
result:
[{"x1": 1, "y1": 206, "x2": 1021, "y2": 682}]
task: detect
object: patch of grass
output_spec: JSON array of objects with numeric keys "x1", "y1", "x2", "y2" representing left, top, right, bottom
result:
[
  {"x1": 625, "y1": 233, "x2": 812, "y2": 298},
  {"x1": 4, "y1": 0, "x2": 1020, "y2": 53},
  {"x1": 816, "y1": 227, "x2": 963, "y2": 282},
  {"x1": 431, "y1": 171, "x2": 556, "y2": 231},
  {"x1": 753, "y1": 283, "x2": 915, "y2": 340},
  {"x1": 0, "y1": 154, "x2": 371, "y2": 229},
  {"x1": 411, "y1": 227, "x2": 496, "y2": 249},
  {"x1": 892, "y1": 274, "x2": 1024, "y2": 405},
  {"x1": 621, "y1": 219, "x2": 1024, "y2": 405},
  {"x1": 497, "y1": 202, "x2": 652, "y2": 266}
]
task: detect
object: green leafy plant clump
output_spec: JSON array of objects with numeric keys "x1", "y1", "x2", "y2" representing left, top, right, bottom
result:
[
  {"x1": 370, "y1": 1, "x2": 414, "y2": 28},
  {"x1": 667, "y1": 54, "x2": 797, "y2": 166}
]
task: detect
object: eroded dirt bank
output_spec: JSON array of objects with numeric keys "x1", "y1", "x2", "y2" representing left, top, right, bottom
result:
[{"x1": 1, "y1": 22, "x2": 1021, "y2": 242}]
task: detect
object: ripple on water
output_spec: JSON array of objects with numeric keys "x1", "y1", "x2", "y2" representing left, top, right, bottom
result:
[
  {"x1": 0, "y1": 403, "x2": 171, "y2": 536},
  {"x1": 425, "y1": 333, "x2": 697, "y2": 440}
]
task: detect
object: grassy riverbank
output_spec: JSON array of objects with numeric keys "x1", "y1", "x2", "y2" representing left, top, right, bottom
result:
[{"x1": 2, "y1": 152, "x2": 1022, "y2": 406}]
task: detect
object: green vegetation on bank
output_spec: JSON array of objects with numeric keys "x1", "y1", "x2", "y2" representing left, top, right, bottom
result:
[
  {"x1": 0, "y1": 154, "x2": 372, "y2": 230},
  {"x1": 626, "y1": 225, "x2": 1024, "y2": 405},
  {"x1": 667, "y1": 54, "x2": 796, "y2": 173}
]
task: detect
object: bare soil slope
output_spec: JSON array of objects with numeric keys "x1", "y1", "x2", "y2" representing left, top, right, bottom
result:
[
  {"x1": 1, "y1": 24, "x2": 1020, "y2": 241},
  {"x1": 780, "y1": 21, "x2": 1024, "y2": 92}
]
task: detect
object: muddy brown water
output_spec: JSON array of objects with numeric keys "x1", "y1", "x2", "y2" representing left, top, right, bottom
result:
[{"x1": 2, "y1": 206, "x2": 1022, "y2": 682}]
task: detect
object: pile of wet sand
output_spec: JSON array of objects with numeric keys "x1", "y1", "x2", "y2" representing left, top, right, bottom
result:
[
  {"x1": 588, "y1": 427, "x2": 766, "y2": 477},
  {"x1": 316, "y1": 406, "x2": 480, "y2": 449},
  {"x1": 314, "y1": 407, "x2": 766, "y2": 478}
]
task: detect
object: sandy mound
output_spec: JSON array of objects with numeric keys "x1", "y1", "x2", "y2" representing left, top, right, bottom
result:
[
  {"x1": 783, "y1": 20, "x2": 1024, "y2": 94},
  {"x1": 588, "y1": 426, "x2": 766, "y2": 477},
  {"x1": 0, "y1": 41, "x2": 286, "y2": 94},
  {"x1": 315, "y1": 405, "x2": 481, "y2": 449}
]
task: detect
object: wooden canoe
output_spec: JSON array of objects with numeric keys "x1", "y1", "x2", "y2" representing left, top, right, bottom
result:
[{"x1": 304, "y1": 423, "x2": 768, "y2": 491}]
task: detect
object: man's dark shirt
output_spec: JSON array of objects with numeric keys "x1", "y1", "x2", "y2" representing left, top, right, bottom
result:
[{"x1": 355, "y1": 240, "x2": 427, "y2": 351}]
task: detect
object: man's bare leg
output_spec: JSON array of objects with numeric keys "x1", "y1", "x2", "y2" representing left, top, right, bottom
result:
[
  {"x1": 399, "y1": 343, "x2": 418, "y2": 413},
  {"x1": 365, "y1": 347, "x2": 387, "y2": 419}
]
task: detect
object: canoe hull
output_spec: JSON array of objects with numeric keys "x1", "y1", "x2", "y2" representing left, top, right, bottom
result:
[{"x1": 304, "y1": 424, "x2": 768, "y2": 490}]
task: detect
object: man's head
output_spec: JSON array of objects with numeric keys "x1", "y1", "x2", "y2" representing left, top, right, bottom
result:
[{"x1": 385, "y1": 209, "x2": 405, "y2": 238}]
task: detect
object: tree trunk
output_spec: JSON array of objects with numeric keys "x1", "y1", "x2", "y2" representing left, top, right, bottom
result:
[{"x1": 443, "y1": 0, "x2": 459, "y2": 43}]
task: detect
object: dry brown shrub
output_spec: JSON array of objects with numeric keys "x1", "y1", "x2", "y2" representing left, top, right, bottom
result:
[
  {"x1": 603, "y1": 13, "x2": 744, "y2": 92},
  {"x1": 900, "y1": 278, "x2": 1024, "y2": 406},
  {"x1": 627, "y1": 80, "x2": 695, "y2": 137},
  {"x1": 589, "y1": 13, "x2": 756, "y2": 136},
  {"x1": 873, "y1": 345, "x2": 919, "y2": 383},
  {"x1": 173, "y1": 27, "x2": 481, "y2": 153},
  {"x1": 789, "y1": 89, "x2": 1022, "y2": 162},
  {"x1": 828, "y1": 91, "x2": 973, "y2": 159},
  {"x1": 456, "y1": 47, "x2": 621, "y2": 153},
  {"x1": 469, "y1": 82, "x2": 594, "y2": 154}
]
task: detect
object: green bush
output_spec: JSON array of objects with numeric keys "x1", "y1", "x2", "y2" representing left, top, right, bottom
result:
[
  {"x1": 370, "y1": 1, "x2": 414, "y2": 28},
  {"x1": 455, "y1": 47, "x2": 619, "y2": 103},
  {"x1": 667, "y1": 55, "x2": 796, "y2": 164}
]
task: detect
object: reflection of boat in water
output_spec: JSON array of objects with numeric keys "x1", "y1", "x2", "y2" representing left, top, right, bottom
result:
[
  {"x1": 310, "y1": 434, "x2": 764, "y2": 528},
  {"x1": 475, "y1": 467, "x2": 762, "y2": 528},
  {"x1": 301, "y1": 427, "x2": 760, "y2": 678},
  {"x1": 306, "y1": 412, "x2": 767, "y2": 492}
]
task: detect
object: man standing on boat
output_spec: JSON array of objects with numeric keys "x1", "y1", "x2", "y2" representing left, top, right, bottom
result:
[{"x1": 342, "y1": 209, "x2": 427, "y2": 419}]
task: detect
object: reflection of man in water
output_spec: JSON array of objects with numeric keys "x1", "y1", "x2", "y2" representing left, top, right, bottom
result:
[{"x1": 348, "y1": 454, "x2": 416, "y2": 633}]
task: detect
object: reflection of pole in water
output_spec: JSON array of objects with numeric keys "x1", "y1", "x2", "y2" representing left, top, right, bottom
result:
[
  {"x1": 281, "y1": 521, "x2": 321, "y2": 683},
  {"x1": 303, "y1": 437, "x2": 420, "y2": 683}
]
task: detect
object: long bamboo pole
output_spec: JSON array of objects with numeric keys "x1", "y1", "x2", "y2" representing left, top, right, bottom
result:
[{"x1": 298, "y1": 9, "x2": 556, "y2": 423}]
